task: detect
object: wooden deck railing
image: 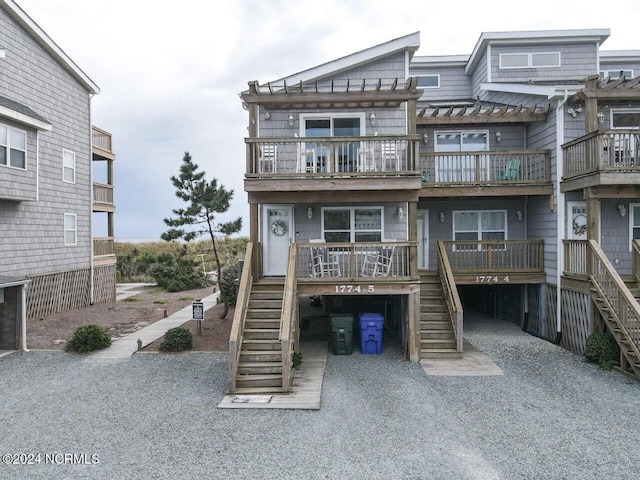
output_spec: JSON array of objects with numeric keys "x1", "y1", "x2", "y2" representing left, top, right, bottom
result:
[
  {"x1": 279, "y1": 245, "x2": 298, "y2": 393},
  {"x1": 563, "y1": 240, "x2": 588, "y2": 277},
  {"x1": 419, "y1": 150, "x2": 549, "y2": 185},
  {"x1": 92, "y1": 126, "x2": 113, "y2": 153},
  {"x1": 633, "y1": 239, "x2": 640, "y2": 284},
  {"x1": 93, "y1": 237, "x2": 114, "y2": 256},
  {"x1": 228, "y1": 243, "x2": 253, "y2": 392},
  {"x1": 588, "y1": 240, "x2": 640, "y2": 358},
  {"x1": 93, "y1": 183, "x2": 114, "y2": 204},
  {"x1": 563, "y1": 129, "x2": 640, "y2": 179},
  {"x1": 442, "y1": 240, "x2": 544, "y2": 273},
  {"x1": 437, "y1": 241, "x2": 463, "y2": 353},
  {"x1": 295, "y1": 241, "x2": 416, "y2": 279},
  {"x1": 246, "y1": 135, "x2": 420, "y2": 176}
]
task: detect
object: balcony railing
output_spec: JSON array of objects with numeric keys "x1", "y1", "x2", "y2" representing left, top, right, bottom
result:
[
  {"x1": 93, "y1": 183, "x2": 114, "y2": 205},
  {"x1": 294, "y1": 241, "x2": 416, "y2": 279},
  {"x1": 442, "y1": 240, "x2": 544, "y2": 273},
  {"x1": 93, "y1": 237, "x2": 114, "y2": 256},
  {"x1": 246, "y1": 135, "x2": 419, "y2": 176},
  {"x1": 419, "y1": 150, "x2": 549, "y2": 185},
  {"x1": 563, "y1": 129, "x2": 640, "y2": 179},
  {"x1": 564, "y1": 240, "x2": 588, "y2": 278},
  {"x1": 92, "y1": 126, "x2": 113, "y2": 153}
]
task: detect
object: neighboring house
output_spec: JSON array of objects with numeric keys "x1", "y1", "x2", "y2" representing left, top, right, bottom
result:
[
  {"x1": 231, "y1": 28, "x2": 640, "y2": 393},
  {"x1": 0, "y1": 0, "x2": 115, "y2": 351}
]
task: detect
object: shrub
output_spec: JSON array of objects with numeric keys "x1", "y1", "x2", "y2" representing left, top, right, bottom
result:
[
  {"x1": 584, "y1": 333, "x2": 619, "y2": 370},
  {"x1": 65, "y1": 324, "x2": 112, "y2": 353},
  {"x1": 159, "y1": 327, "x2": 193, "y2": 352},
  {"x1": 219, "y1": 262, "x2": 239, "y2": 306},
  {"x1": 147, "y1": 253, "x2": 209, "y2": 292}
]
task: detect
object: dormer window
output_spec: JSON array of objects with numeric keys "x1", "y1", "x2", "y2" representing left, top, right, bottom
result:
[{"x1": 499, "y1": 52, "x2": 560, "y2": 69}]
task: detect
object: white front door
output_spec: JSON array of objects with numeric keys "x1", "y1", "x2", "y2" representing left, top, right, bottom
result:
[
  {"x1": 417, "y1": 209, "x2": 429, "y2": 270},
  {"x1": 263, "y1": 205, "x2": 293, "y2": 276},
  {"x1": 567, "y1": 201, "x2": 587, "y2": 240}
]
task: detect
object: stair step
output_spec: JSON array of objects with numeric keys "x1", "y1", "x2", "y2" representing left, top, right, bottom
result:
[
  {"x1": 250, "y1": 292, "x2": 284, "y2": 300},
  {"x1": 248, "y1": 299, "x2": 283, "y2": 309},
  {"x1": 246, "y1": 309, "x2": 281, "y2": 319},
  {"x1": 244, "y1": 328, "x2": 280, "y2": 340},
  {"x1": 232, "y1": 386, "x2": 285, "y2": 394},
  {"x1": 245, "y1": 319, "x2": 281, "y2": 329},
  {"x1": 422, "y1": 331, "x2": 456, "y2": 340},
  {"x1": 421, "y1": 339, "x2": 457, "y2": 349},
  {"x1": 238, "y1": 362, "x2": 282, "y2": 375},
  {"x1": 239, "y1": 350, "x2": 282, "y2": 362},
  {"x1": 421, "y1": 321, "x2": 452, "y2": 329},
  {"x1": 236, "y1": 374, "x2": 283, "y2": 388},
  {"x1": 420, "y1": 349, "x2": 463, "y2": 359},
  {"x1": 241, "y1": 339, "x2": 281, "y2": 351}
]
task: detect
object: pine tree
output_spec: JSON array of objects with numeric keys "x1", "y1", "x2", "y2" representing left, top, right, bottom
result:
[{"x1": 162, "y1": 152, "x2": 242, "y2": 318}]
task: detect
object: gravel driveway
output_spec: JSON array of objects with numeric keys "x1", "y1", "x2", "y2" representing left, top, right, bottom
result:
[{"x1": 1, "y1": 315, "x2": 639, "y2": 480}]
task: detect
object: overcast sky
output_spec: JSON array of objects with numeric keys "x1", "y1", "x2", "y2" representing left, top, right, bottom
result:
[{"x1": 16, "y1": 0, "x2": 640, "y2": 241}]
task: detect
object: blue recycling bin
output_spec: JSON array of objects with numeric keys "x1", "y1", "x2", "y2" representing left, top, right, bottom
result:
[{"x1": 359, "y1": 313, "x2": 383, "y2": 354}]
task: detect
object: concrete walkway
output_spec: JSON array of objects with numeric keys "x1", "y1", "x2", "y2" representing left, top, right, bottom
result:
[
  {"x1": 115, "y1": 283, "x2": 154, "y2": 301},
  {"x1": 91, "y1": 291, "x2": 220, "y2": 359}
]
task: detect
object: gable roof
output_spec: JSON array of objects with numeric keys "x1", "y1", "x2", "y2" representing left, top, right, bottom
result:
[
  {"x1": 0, "y1": 0, "x2": 99, "y2": 94},
  {"x1": 465, "y1": 29, "x2": 611, "y2": 75}
]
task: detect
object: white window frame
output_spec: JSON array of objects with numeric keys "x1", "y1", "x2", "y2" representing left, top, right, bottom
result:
[
  {"x1": 321, "y1": 206, "x2": 384, "y2": 243},
  {"x1": 0, "y1": 123, "x2": 27, "y2": 170},
  {"x1": 499, "y1": 52, "x2": 561, "y2": 69},
  {"x1": 64, "y1": 213, "x2": 77, "y2": 246},
  {"x1": 630, "y1": 203, "x2": 640, "y2": 252},
  {"x1": 62, "y1": 149, "x2": 76, "y2": 183},
  {"x1": 600, "y1": 69, "x2": 634, "y2": 79},
  {"x1": 452, "y1": 210, "x2": 508, "y2": 251},
  {"x1": 610, "y1": 108, "x2": 640, "y2": 130},
  {"x1": 299, "y1": 112, "x2": 366, "y2": 136},
  {"x1": 417, "y1": 75, "x2": 440, "y2": 89}
]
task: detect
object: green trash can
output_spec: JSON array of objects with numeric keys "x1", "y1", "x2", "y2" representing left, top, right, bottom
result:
[{"x1": 330, "y1": 314, "x2": 354, "y2": 355}]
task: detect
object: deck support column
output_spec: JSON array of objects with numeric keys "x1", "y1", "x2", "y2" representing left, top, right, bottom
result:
[
  {"x1": 250, "y1": 202, "x2": 259, "y2": 278},
  {"x1": 407, "y1": 286, "x2": 421, "y2": 361}
]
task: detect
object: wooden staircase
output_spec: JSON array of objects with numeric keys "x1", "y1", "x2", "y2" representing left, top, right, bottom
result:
[
  {"x1": 234, "y1": 280, "x2": 286, "y2": 393},
  {"x1": 591, "y1": 278, "x2": 640, "y2": 380},
  {"x1": 420, "y1": 273, "x2": 462, "y2": 359}
]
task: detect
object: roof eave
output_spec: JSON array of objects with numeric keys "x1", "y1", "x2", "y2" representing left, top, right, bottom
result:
[{"x1": 0, "y1": 0, "x2": 99, "y2": 94}]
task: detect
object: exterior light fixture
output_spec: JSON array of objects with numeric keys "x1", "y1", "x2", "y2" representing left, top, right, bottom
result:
[
  {"x1": 618, "y1": 203, "x2": 627, "y2": 217},
  {"x1": 423, "y1": 133, "x2": 429, "y2": 144},
  {"x1": 516, "y1": 209, "x2": 523, "y2": 221},
  {"x1": 597, "y1": 112, "x2": 605, "y2": 124},
  {"x1": 397, "y1": 207, "x2": 404, "y2": 220},
  {"x1": 264, "y1": 112, "x2": 271, "y2": 120},
  {"x1": 307, "y1": 206, "x2": 313, "y2": 219},
  {"x1": 439, "y1": 211, "x2": 445, "y2": 223},
  {"x1": 495, "y1": 131, "x2": 502, "y2": 143},
  {"x1": 370, "y1": 113, "x2": 376, "y2": 125},
  {"x1": 288, "y1": 114, "x2": 294, "y2": 127}
]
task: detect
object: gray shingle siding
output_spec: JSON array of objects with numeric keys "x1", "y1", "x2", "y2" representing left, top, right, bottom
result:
[
  {"x1": 491, "y1": 43, "x2": 598, "y2": 82},
  {"x1": 0, "y1": 5, "x2": 93, "y2": 278}
]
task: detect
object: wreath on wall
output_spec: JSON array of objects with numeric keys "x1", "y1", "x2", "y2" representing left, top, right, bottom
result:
[
  {"x1": 572, "y1": 214, "x2": 587, "y2": 236},
  {"x1": 271, "y1": 219, "x2": 287, "y2": 236}
]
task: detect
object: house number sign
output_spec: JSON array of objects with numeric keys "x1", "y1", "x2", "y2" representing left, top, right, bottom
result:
[
  {"x1": 475, "y1": 276, "x2": 510, "y2": 284},
  {"x1": 335, "y1": 285, "x2": 375, "y2": 294}
]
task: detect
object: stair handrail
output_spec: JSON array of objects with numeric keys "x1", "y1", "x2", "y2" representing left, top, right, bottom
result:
[
  {"x1": 437, "y1": 241, "x2": 464, "y2": 352},
  {"x1": 228, "y1": 242, "x2": 254, "y2": 392},
  {"x1": 633, "y1": 239, "x2": 640, "y2": 284},
  {"x1": 279, "y1": 243, "x2": 298, "y2": 393},
  {"x1": 588, "y1": 239, "x2": 640, "y2": 360}
]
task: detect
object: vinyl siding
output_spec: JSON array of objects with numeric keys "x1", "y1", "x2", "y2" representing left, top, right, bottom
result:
[{"x1": 0, "y1": 6, "x2": 92, "y2": 277}]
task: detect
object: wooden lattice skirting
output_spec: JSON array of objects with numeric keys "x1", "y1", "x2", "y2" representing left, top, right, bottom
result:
[
  {"x1": 26, "y1": 269, "x2": 91, "y2": 320},
  {"x1": 93, "y1": 264, "x2": 116, "y2": 306},
  {"x1": 559, "y1": 288, "x2": 589, "y2": 355}
]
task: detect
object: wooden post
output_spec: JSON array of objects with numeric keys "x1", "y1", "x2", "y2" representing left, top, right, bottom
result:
[
  {"x1": 408, "y1": 201, "x2": 418, "y2": 277},
  {"x1": 585, "y1": 188, "x2": 600, "y2": 243},
  {"x1": 250, "y1": 203, "x2": 259, "y2": 279}
]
